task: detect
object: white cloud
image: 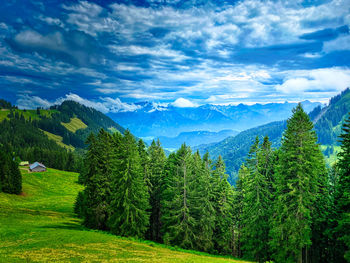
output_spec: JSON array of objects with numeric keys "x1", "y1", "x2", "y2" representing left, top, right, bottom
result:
[
  {"x1": 276, "y1": 68, "x2": 350, "y2": 94},
  {"x1": 171, "y1": 98, "x2": 197, "y2": 108},
  {"x1": 99, "y1": 97, "x2": 141, "y2": 113},
  {"x1": 16, "y1": 93, "x2": 142, "y2": 113},
  {"x1": 17, "y1": 95, "x2": 52, "y2": 109}
]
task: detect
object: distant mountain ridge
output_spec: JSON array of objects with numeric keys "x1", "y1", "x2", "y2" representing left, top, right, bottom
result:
[
  {"x1": 196, "y1": 88, "x2": 350, "y2": 184},
  {"x1": 107, "y1": 100, "x2": 322, "y2": 138},
  {"x1": 146, "y1": 129, "x2": 239, "y2": 149}
]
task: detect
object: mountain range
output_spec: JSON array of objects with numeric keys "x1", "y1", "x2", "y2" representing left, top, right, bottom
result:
[
  {"x1": 196, "y1": 88, "x2": 350, "y2": 184},
  {"x1": 107, "y1": 100, "x2": 322, "y2": 139}
]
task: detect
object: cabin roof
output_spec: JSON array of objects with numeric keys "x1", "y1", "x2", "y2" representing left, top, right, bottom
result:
[{"x1": 29, "y1": 162, "x2": 46, "y2": 170}]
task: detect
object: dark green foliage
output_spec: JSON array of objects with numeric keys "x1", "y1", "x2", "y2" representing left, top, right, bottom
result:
[
  {"x1": 0, "y1": 145, "x2": 22, "y2": 194},
  {"x1": 239, "y1": 136, "x2": 273, "y2": 262},
  {"x1": 270, "y1": 104, "x2": 327, "y2": 263},
  {"x1": 108, "y1": 130, "x2": 150, "y2": 238},
  {"x1": 0, "y1": 99, "x2": 14, "y2": 109},
  {"x1": 161, "y1": 144, "x2": 197, "y2": 249},
  {"x1": 334, "y1": 114, "x2": 350, "y2": 262},
  {"x1": 146, "y1": 139, "x2": 166, "y2": 243},
  {"x1": 211, "y1": 156, "x2": 235, "y2": 255},
  {"x1": 0, "y1": 118, "x2": 81, "y2": 172},
  {"x1": 192, "y1": 151, "x2": 215, "y2": 253}
]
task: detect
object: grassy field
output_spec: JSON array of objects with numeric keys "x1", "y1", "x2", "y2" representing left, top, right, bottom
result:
[
  {"x1": 41, "y1": 130, "x2": 75, "y2": 151},
  {"x1": 61, "y1": 117, "x2": 87, "y2": 133},
  {"x1": 0, "y1": 168, "x2": 251, "y2": 262}
]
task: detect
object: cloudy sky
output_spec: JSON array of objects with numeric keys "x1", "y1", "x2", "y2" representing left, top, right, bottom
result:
[{"x1": 0, "y1": 0, "x2": 350, "y2": 112}]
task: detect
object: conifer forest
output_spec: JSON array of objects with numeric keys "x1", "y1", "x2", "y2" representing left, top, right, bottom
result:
[{"x1": 74, "y1": 105, "x2": 350, "y2": 263}]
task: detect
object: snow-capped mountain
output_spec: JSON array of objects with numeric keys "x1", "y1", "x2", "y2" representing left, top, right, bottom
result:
[{"x1": 107, "y1": 101, "x2": 323, "y2": 138}]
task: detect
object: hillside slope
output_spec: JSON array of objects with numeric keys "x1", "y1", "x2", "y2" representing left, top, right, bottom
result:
[
  {"x1": 0, "y1": 168, "x2": 249, "y2": 263},
  {"x1": 0, "y1": 100, "x2": 126, "y2": 171},
  {"x1": 197, "y1": 88, "x2": 350, "y2": 183}
]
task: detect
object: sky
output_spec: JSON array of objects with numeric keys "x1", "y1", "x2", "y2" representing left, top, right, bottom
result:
[{"x1": 0, "y1": 0, "x2": 350, "y2": 112}]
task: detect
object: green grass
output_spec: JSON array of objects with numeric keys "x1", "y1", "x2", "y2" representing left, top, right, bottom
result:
[
  {"x1": 41, "y1": 130, "x2": 75, "y2": 151},
  {"x1": 0, "y1": 169, "x2": 250, "y2": 262},
  {"x1": 61, "y1": 117, "x2": 87, "y2": 133}
]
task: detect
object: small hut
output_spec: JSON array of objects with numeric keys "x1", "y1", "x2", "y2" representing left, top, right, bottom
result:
[
  {"x1": 19, "y1": 161, "x2": 29, "y2": 166},
  {"x1": 29, "y1": 162, "x2": 46, "y2": 172}
]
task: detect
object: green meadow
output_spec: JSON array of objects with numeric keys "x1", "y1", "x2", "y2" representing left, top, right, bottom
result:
[{"x1": 0, "y1": 168, "x2": 251, "y2": 262}]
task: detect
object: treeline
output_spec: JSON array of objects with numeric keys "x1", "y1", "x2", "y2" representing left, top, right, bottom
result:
[
  {"x1": 75, "y1": 104, "x2": 350, "y2": 262},
  {"x1": 0, "y1": 116, "x2": 83, "y2": 172},
  {"x1": 0, "y1": 144, "x2": 22, "y2": 195},
  {"x1": 235, "y1": 105, "x2": 350, "y2": 262},
  {"x1": 75, "y1": 129, "x2": 236, "y2": 255}
]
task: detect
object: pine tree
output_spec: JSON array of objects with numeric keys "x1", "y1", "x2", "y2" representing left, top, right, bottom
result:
[
  {"x1": 211, "y1": 156, "x2": 235, "y2": 254},
  {"x1": 108, "y1": 130, "x2": 150, "y2": 238},
  {"x1": 192, "y1": 151, "x2": 215, "y2": 252},
  {"x1": 240, "y1": 136, "x2": 273, "y2": 262},
  {"x1": 80, "y1": 129, "x2": 115, "y2": 230},
  {"x1": 335, "y1": 114, "x2": 350, "y2": 262},
  {"x1": 147, "y1": 139, "x2": 166, "y2": 242},
  {"x1": 161, "y1": 144, "x2": 196, "y2": 249},
  {"x1": 270, "y1": 104, "x2": 327, "y2": 263},
  {"x1": 233, "y1": 164, "x2": 249, "y2": 258}
]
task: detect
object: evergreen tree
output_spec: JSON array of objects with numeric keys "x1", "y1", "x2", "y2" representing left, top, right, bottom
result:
[
  {"x1": 211, "y1": 156, "x2": 235, "y2": 254},
  {"x1": 192, "y1": 151, "x2": 215, "y2": 252},
  {"x1": 270, "y1": 104, "x2": 327, "y2": 263},
  {"x1": 161, "y1": 144, "x2": 196, "y2": 249},
  {"x1": 233, "y1": 164, "x2": 249, "y2": 258},
  {"x1": 108, "y1": 130, "x2": 150, "y2": 238},
  {"x1": 335, "y1": 114, "x2": 350, "y2": 262},
  {"x1": 0, "y1": 145, "x2": 22, "y2": 195},
  {"x1": 240, "y1": 136, "x2": 273, "y2": 262},
  {"x1": 147, "y1": 139, "x2": 166, "y2": 242}
]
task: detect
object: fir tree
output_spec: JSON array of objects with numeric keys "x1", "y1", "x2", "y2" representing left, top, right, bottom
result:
[
  {"x1": 192, "y1": 151, "x2": 215, "y2": 252},
  {"x1": 335, "y1": 114, "x2": 350, "y2": 262},
  {"x1": 240, "y1": 136, "x2": 273, "y2": 262},
  {"x1": 211, "y1": 156, "x2": 235, "y2": 254},
  {"x1": 108, "y1": 130, "x2": 150, "y2": 238},
  {"x1": 147, "y1": 139, "x2": 166, "y2": 242},
  {"x1": 270, "y1": 104, "x2": 327, "y2": 263},
  {"x1": 161, "y1": 144, "x2": 196, "y2": 249}
]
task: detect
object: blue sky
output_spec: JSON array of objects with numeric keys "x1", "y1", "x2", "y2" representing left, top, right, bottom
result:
[{"x1": 0, "y1": 0, "x2": 350, "y2": 112}]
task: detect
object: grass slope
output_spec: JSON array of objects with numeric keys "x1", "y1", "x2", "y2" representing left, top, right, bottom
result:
[
  {"x1": 61, "y1": 117, "x2": 87, "y2": 133},
  {"x1": 41, "y1": 130, "x2": 75, "y2": 151},
  {"x1": 0, "y1": 168, "x2": 250, "y2": 262}
]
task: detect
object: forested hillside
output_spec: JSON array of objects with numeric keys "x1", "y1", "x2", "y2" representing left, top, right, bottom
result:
[
  {"x1": 75, "y1": 105, "x2": 350, "y2": 262},
  {"x1": 0, "y1": 100, "x2": 125, "y2": 172},
  {"x1": 197, "y1": 88, "x2": 350, "y2": 182}
]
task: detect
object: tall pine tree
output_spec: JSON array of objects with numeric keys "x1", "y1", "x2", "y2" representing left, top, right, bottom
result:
[
  {"x1": 335, "y1": 114, "x2": 350, "y2": 262},
  {"x1": 147, "y1": 139, "x2": 166, "y2": 242},
  {"x1": 240, "y1": 136, "x2": 273, "y2": 262},
  {"x1": 108, "y1": 130, "x2": 150, "y2": 238},
  {"x1": 270, "y1": 104, "x2": 327, "y2": 263}
]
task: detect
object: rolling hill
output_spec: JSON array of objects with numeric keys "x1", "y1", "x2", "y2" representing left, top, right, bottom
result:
[
  {"x1": 0, "y1": 100, "x2": 125, "y2": 171},
  {"x1": 197, "y1": 88, "x2": 350, "y2": 184},
  {"x1": 0, "y1": 167, "x2": 250, "y2": 263}
]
